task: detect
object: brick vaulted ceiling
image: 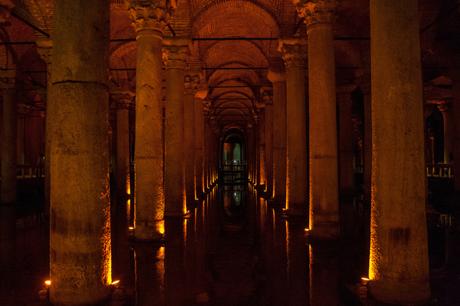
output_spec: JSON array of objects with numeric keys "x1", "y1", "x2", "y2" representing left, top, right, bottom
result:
[{"x1": 2, "y1": 0, "x2": 460, "y2": 132}]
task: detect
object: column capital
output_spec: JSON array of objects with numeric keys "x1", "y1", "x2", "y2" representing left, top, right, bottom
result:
[
  {"x1": 111, "y1": 91, "x2": 135, "y2": 110},
  {"x1": 36, "y1": 38, "x2": 53, "y2": 66},
  {"x1": 278, "y1": 38, "x2": 307, "y2": 69},
  {"x1": 293, "y1": 0, "x2": 337, "y2": 27},
  {"x1": 0, "y1": 0, "x2": 14, "y2": 25},
  {"x1": 162, "y1": 39, "x2": 190, "y2": 69},
  {"x1": 126, "y1": 0, "x2": 176, "y2": 34}
]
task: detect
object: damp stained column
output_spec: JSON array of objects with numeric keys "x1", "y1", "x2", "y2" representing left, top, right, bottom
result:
[
  {"x1": 128, "y1": 0, "x2": 174, "y2": 240},
  {"x1": 164, "y1": 40, "x2": 188, "y2": 217},
  {"x1": 1, "y1": 74, "x2": 17, "y2": 207},
  {"x1": 368, "y1": 0, "x2": 430, "y2": 303},
  {"x1": 113, "y1": 93, "x2": 132, "y2": 206},
  {"x1": 257, "y1": 109, "x2": 266, "y2": 189},
  {"x1": 50, "y1": 1, "x2": 112, "y2": 304},
  {"x1": 298, "y1": 0, "x2": 339, "y2": 238},
  {"x1": 437, "y1": 102, "x2": 453, "y2": 164},
  {"x1": 268, "y1": 68, "x2": 287, "y2": 205},
  {"x1": 279, "y1": 39, "x2": 307, "y2": 216},
  {"x1": 263, "y1": 90, "x2": 274, "y2": 198},
  {"x1": 184, "y1": 73, "x2": 199, "y2": 204},
  {"x1": 194, "y1": 97, "x2": 205, "y2": 198}
]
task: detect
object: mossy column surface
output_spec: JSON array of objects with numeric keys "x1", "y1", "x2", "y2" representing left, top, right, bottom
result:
[
  {"x1": 368, "y1": 0, "x2": 430, "y2": 303},
  {"x1": 50, "y1": 1, "x2": 112, "y2": 304}
]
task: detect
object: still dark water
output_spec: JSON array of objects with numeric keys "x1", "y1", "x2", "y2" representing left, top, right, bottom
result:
[{"x1": 1, "y1": 185, "x2": 460, "y2": 305}]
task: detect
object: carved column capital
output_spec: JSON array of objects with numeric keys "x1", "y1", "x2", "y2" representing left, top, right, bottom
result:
[
  {"x1": 126, "y1": 0, "x2": 176, "y2": 34},
  {"x1": 278, "y1": 38, "x2": 307, "y2": 69},
  {"x1": 260, "y1": 87, "x2": 273, "y2": 105},
  {"x1": 162, "y1": 42, "x2": 189, "y2": 69},
  {"x1": 184, "y1": 72, "x2": 201, "y2": 95},
  {"x1": 36, "y1": 39, "x2": 53, "y2": 68},
  {"x1": 294, "y1": 0, "x2": 337, "y2": 27},
  {"x1": 111, "y1": 91, "x2": 135, "y2": 110}
]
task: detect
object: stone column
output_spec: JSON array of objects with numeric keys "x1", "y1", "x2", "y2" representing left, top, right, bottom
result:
[
  {"x1": 16, "y1": 105, "x2": 26, "y2": 165},
  {"x1": 1, "y1": 73, "x2": 16, "y2": 206},
  {"x1": 279, "y1": 39, "x2": 307, "y2": 216},
  {"x1": 257, "y1": 109, "x2": 266, "y2": 189},
  {"x1": 194, "y1": 97, "x2": 205, "y2": 198},
  {"x1": 437, "y1": 102, "x2": 453, "y2": 164},
  {"x1": 163, "y1": 39, "x2": 189, "y2": 217},
  {"x1": 262, "y1": 89, "x2": 274, "y2": 198},
  {"x1": 337, "y1": 85, "x2": 355, "y2": 198},
  {"x1": 50, "y1": 1, "x2": 112, "y2": 304},
  {"x1": 368, "y1": 0, "x2": 430, "y2": 303},
  {"x1": 184, "y1": 72, "x2": 199, "y2": 204},
  {"x1": 296, "y1": 0, "x2": 339, "y2": 238},
  {"x1": 36, "y1": 38, "x2": 53, "y2": 218},
  {"x1": 268, "y1": 69, "x2": 287, "y2": 206},
  {"x1": 128, "y1": 0, "x2": 175, "y2": 240},
  {"x1": 113, "y1": 92, "x2": 133, "y2": 205}
]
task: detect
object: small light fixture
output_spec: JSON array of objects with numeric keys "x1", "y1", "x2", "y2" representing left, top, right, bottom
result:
[
  {"x1": 111, "y1": 280, "x2": 120, "y2": 286},
  {"x1": 44, "y1": 280, "x2": 51, "y2": 287}
]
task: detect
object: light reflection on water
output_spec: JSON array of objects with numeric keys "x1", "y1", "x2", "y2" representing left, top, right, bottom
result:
[{"x1": 109, "y1": 186, "x2": 364, "y2": 306}]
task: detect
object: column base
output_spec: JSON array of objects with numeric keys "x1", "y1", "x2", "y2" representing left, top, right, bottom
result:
[
  {"x1": 305, "y1": 222, "x2": 340, "y2": 241},
  {"x1": 368, "y1": 278, "x2": 430, "y2": 305},
  {"x1": 282, "y1": 205, "x2": 307, "y2": 218},
  {"x1": 50, "y1": 288, "x2": 111, "y2": 306},
  {"x1": 134, "y1": 222, "x2": 164, "y2": 242}
]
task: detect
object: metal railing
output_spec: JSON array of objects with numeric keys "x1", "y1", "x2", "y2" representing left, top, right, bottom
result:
[{"x1": 426, "y1": 163, "x2": 454, "y2": 179}]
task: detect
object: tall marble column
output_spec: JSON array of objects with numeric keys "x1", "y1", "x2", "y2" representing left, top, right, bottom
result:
[
  {"x1": 437, "y1": 102, "x2": 453, "y2": 164},
  {"x1": 49, "y1": 1, "x2": 112, "y2": 304},
  {"x1": 163, "y1": 39, "x2": 189, "y2": 217},
  {"x1": 262, "y1": 89, "x2": 274, "y2": 197},
  {"x1": 36, "y1": 38, "x2": 53, "y2": 218},
  {"x1": 1, "y1": 73, "x2": 16, "y2": 206},
  {"x1": 113, "y1": 92, "x2": 133, "y2": 205},
  {"x1": 279, "y1": 39, "x2": 307, "y2": 216},
  {"x1": 194, "y1": 96, "x2": 206, "y2": 198},
  {"x1": 368, "y1": 0, "x2": 430, "y2": 303},
  {"x1": 337, "y1": 85, "x2": 355, "y2": 198},
  {"x1": 128, "y1": 0, "x2": 175, "y2": 239},
  {"x1": 267, "y1": 68, "x2": 287, "y2": 205},
  {"x1": 257, "y1": 108, "x2": 266, "y2": 189},
  {"x1": 296, "y1": 0, "x2": 339, "y2": 238},
  {"x1": 184, "y1": 72, "x2": 199, "y2": 204}
]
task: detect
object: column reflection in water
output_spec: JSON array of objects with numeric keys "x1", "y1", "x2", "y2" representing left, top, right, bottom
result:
[
  {"x1": 308, "y1": 243, "x2": 339, "y2": 306},
  {"x1": 285, "y1": 220, "x2": 308, "y2": 306},
  {"x1": 0, "y1": 205, "x2": 16, "y2": 303},
  {"x1": 134, "y1": 244, "x2": 164, "y2": 306}
]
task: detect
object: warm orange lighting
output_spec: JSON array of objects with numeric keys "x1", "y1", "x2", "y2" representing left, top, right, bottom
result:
[
  {"x1": 360, "y1": 277, "x2": 370, "y2": 285},
  {"x1": 111, "y1": 280, "x2": 120, "y2": 286},
  {"x1": 156, "y1": 220, "x2": 165, "y2": 235},
  {"x1": 128, "y1": 226, "x2": 134, "y2": 231},
  {"x1": 44, "y1": 280, "x2": 51, "y2": 286}
]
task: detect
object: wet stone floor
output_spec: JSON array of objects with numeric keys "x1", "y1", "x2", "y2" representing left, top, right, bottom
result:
[{"x1": 1, "y1": 186, "x2": 460, "y2": 306}]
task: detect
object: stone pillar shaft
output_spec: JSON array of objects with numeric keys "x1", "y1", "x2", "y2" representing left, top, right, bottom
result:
[
  {"x1": 301, "y1": 1, "x2": 339, "y2": 237},
  {"x1": 128, "y1": 0, "x2": 175, "y2": 239},
  {"x1": 453, "y1": 70, "x2": 460, "y2": 191},
  {"x1": 264, "y1": 103, "x2": 273, "y2": 197},
  {"x1": 258, "y1": 111, "x2": 266, "y2": 187},
  {"x1": 184, "y1": 74, "x2": 198, "y2": 204},
  {"x1": 164, "y1": 43, "x2": 187, "y2": 216},
  {"x1": 1, "y1": 85, "x2": 16, "y2": 205},
  {"x1": 437, "y1": 103, "x2": 452, "y2": 164},
  {"x1": 115, "y1": 98, "x2": 131, "y2": 204},
  {"x1": 49, "y1": 1, "x2": 112, "y2": 304},
  {"x1": 271, "y1": 78, "x2": 287, "y2": 205},
  {"x1": 368, "y1": 0, "x2": 430, "y2": 303},
  {"x1": 279, "y1": 39, "x2": 307, "y2": 216},
  {"x1": 194, "y1": 100, "x2": 205, "y2": 197}
]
